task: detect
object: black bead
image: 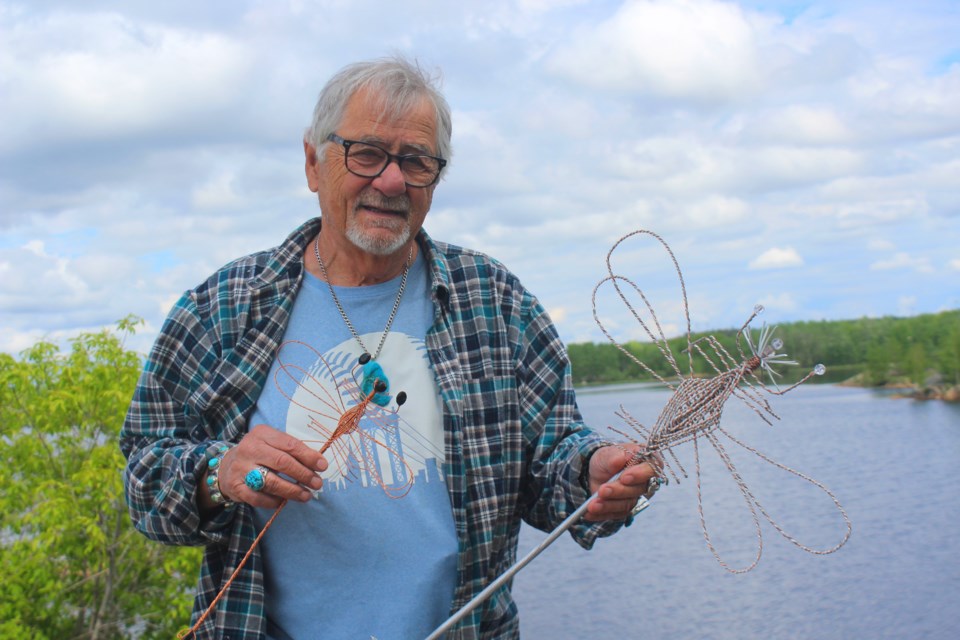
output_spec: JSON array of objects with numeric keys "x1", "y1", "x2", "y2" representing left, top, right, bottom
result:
[
  {"x1": 396, "y1": 391, "x2": 407, "y2": 406},
  {"x1": 359, "y1": 353, "x2": 371, "y2": 365}
]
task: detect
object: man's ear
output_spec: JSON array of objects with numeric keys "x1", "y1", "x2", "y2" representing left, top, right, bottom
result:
[{"x1": 304, "y1": 140, "x2": 321, "y2": 193}]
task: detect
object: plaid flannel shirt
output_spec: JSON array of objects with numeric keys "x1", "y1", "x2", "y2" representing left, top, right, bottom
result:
[{"x1": 121, "y1": 217, "x2": 623, "y2": 639}]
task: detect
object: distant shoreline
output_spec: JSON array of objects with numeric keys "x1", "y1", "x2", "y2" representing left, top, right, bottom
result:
[
  {"x1": 575, "y1": 378, "x2": 960, "y2": 402},
  {"x1": 837, "y1": 374, "x2": 960, "y2": 402}
]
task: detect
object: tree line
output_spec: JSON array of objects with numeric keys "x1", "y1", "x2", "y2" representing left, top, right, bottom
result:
[{"x1": 567, "y1": 309, "x2": 960, "y2": 391}]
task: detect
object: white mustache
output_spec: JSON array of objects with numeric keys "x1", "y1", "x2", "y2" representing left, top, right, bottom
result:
[{"x1": 356, "y1": 191, "x2": 411, "y2": 216}]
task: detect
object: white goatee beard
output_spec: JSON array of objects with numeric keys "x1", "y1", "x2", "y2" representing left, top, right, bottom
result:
[
  {"x1": 345, "y1": 188, "x2": 414, "y2": 256},
  {"x1": 345, "y1": 217, "x2": 411, "y2": 256}
]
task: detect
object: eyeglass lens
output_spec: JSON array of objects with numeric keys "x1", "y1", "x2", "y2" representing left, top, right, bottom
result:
[{"x1": 345, "y1": 142, "x2": 441, "y2": 186}]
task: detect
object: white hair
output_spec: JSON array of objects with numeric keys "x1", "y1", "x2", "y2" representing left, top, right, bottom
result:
[{"x1": 305, "y1": 56, "x2": 453, "y2": 168}]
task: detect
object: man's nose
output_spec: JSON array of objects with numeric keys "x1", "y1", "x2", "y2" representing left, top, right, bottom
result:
[{"x1": 372, "y1": 159, "x2": 407, "y2": 196}]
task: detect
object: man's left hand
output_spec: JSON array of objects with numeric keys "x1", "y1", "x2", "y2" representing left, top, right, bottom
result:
[{"x1": 583, "y1": 445, "x2": 660, "y2": 522}]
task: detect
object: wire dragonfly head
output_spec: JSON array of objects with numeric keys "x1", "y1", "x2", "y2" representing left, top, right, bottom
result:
[
  {"x1": 357, "y1": 355, "x2": 407, "y2": 408},
  {"x1": 736, "y1": 314, "x2": 826, "y2": 393}
]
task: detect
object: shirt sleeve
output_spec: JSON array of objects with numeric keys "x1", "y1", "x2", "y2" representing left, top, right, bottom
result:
[
  {"x1": 516, "y1": 293, "x2": 626, "y2": 548},
  {"x1": 120, "y1": 292, "x2": 239, "y2": 546}
]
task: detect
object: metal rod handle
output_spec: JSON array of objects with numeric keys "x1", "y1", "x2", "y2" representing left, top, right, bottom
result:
[{"x1": 425, "y1": 470, "x2": 650, "y2": 639}]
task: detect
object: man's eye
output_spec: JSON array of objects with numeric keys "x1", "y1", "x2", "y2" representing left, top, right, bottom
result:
[{"x1": 351, "y1": 148, "x2": 385, "y2": 165}]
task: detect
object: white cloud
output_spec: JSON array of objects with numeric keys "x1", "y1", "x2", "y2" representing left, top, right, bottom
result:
[
  {"x1": 848, "y1": 63, "x2": 960, "y2": 141},
  {"x1": 518, "y1": 0, "x2": 590, "y2": 13},
  {"x1": 746, "y1": 104, "x2": 853, "y2": 146},
  {"x1": 749, "y1": 247, "x2": 804, "y2": 269},
  {"x1": 0, "y1": 10, "x2": 253, "y2": 153},
  {"x1": 756, "y1": 292, "x2": 798, "y2": 314},
  {"x1": 1, "y1": 241, "x2": 89, "y2": 312},
  {"x1": 870, "y1": 252, "x2": 935, "y2": 273},
  {"x1": 192, "y1": 171, "x2": 244, "y2": 209},
  {"x1": 867, "y1": 238, "x2": 895, "y2": 251},
  {"x1": 897, "y1": 295, "x2": 918, "y2": 316},
  {"x1": 546, "y1": 0, "x2": 768, "y2": 102},
  {"x1": 739, "y1": 146, "x2": 864, "y2": 190},
  {"x1": 684, "y1": 195, "x2": 750, "y2": 227},
  {"x1": 601, "y1": 135, "x2": 865, "y2": 200},
  {"x1": 547, "y1": 305, "x2": 568, "y2": 324}
]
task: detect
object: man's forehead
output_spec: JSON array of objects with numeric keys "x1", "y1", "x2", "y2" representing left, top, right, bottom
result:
[{"x1": 341, "y1": 89, "x2": 437, "y2": 150}]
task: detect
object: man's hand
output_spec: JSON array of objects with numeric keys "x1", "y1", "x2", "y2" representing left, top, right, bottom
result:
[
  {"x1": 583, "y1": 445, "x2": 660, "y2": 522},
  {"x1": 200, "y1": 425, "x2": 328, "y2": 512}
]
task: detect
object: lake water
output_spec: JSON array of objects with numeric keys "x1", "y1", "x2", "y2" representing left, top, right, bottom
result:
[{"x1": 513, "y1": 383, "x2": 960, "y2": 639}]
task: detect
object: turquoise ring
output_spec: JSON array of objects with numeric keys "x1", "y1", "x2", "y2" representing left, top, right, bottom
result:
[{"x1": 244, "y1": 466, "x2": 269, "y2": 492}]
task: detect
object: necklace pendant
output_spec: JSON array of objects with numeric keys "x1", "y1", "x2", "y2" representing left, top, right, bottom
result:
[{"x1": 360, "y1": 360, "x2": 392, "y2": 407}]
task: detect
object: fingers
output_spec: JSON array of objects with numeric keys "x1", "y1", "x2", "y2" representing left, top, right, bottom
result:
[
  {"x1": 584, "y1": 444, "x2": 664, "y2": 522},
  {"x1": 587, "y1": 445, "x2": 656, "y2": 492},
  {"x1": 584, "y1": 462, "x2": 656, "y2": 521},
  {"x1": 253, "y1": 424, "x2": 328, "y2": 481},
  {"x1": 219, "y1": 424, "x2": 328, "y2": 508}
]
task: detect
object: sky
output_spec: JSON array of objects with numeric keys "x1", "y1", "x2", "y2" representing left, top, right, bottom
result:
[{"x1": 1, "y1": 0, "x2": 958, "y2": 357}]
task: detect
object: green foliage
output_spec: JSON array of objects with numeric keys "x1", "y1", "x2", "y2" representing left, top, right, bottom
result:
[
  {"x1": 942, "y1": 323, "x2": 960, "y2": 384},
  {"x1": 0, "y1": 317, "x2": 201, "y2": 640},
  {"x1": 864, "y1": 341, "x2": 891, "y2": 386},
  {"x1": 567, "y1": 310, "x2": 960, "y2": 388}
]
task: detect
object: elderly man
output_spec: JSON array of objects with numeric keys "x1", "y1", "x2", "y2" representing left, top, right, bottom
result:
[{"x1": 121, "y1": 56, "x2": 657, "y2": 640}]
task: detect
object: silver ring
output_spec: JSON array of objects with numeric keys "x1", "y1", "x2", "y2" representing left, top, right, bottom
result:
[
  {"x1": 644, "y1": 476, "x2": 665, "y2": 499},
  {"x1": 244, "y1": 466, "x2": 269, "y2": 492}
]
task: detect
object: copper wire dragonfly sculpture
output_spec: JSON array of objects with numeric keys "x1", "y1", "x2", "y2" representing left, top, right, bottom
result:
[
  {"x1": 179, "y1": 347, "x2": 416, "y2": 639},
  {"x1": 272, "y1": 340, "x2": 442, "y2": 499},
  {"x1": 427, "y1": 229, "x2": 851, "y2": 639}
]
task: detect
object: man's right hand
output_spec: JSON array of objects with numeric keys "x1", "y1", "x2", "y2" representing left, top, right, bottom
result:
[{"x1": 201, "y1": 425, "x2": 328, "y2": 511}]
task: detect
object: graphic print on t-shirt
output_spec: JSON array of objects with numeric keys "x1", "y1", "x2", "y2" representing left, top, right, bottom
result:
[{"x1": 271, "y1": 333, "x2": 445, "y2": 498}]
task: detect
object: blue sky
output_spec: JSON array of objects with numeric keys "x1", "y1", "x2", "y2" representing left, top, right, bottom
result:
[{"x1": 1, "y1": 0, "x2": 958, "y2": 355}]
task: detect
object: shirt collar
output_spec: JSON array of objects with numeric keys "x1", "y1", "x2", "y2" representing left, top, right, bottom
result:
[{"x1": 248, "y1": 217, "x2": 322, "y2": 291}]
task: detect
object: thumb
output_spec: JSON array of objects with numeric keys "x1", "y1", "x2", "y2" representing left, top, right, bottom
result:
[{"x1": 588, "y1": 445, "x2": 635, "y2": 491}]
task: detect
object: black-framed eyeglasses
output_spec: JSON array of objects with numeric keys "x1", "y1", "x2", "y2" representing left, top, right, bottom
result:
[{"x1": 327, "y1": 134, "x2": 447, "y2": 187}]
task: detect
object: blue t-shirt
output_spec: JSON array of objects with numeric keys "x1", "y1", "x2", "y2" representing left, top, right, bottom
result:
[{"x1": 249, "y1": 253, "x2": 457, "y2": 640}]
